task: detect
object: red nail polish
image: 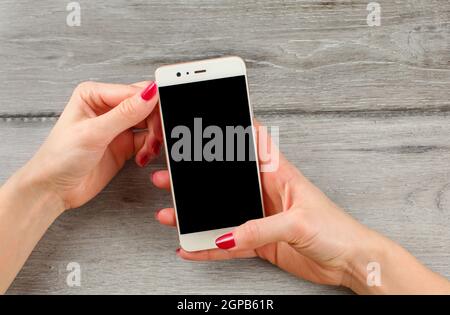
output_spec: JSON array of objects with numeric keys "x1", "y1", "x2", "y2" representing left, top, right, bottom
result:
[
  {"x1": 176, "y1": 248, "x2": 181, "y2": 254},
  {"x1": 215, "y1": 232, "x2": 235, "y2": 249},
  {"x1": 141, "y1": 82, "x2": 157, "y2": 101},
  {"x1": 139, "y1": 153, "x2": 150, "y2": 167}
]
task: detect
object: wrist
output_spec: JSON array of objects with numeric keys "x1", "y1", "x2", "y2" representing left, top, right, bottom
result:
[
  {"x1": 344, "y1": 229, "x2": 450, "y2": 294},
  {"x1": 4, "y1": 163, "x2": 66, "y2": 217},
  {"x1": 342, "y1": 228, "x2": 391, "y2": 294},
  {"x1": 0, "y1": 164, "x2": 65, "y2": 293}
]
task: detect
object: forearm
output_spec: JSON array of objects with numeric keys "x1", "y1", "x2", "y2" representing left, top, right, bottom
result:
[
  {"x1": 0, "y1": 165, "x2": 64, "y2": 293},
  {"x1": 346, "y1": 230, "x2": 450, "y2": 294}
]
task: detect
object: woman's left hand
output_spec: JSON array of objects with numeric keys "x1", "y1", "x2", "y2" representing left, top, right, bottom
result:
[
  {"x1": 23, "y1": 80, "x2": 161, "y2": 210},
  {"x1": 0, "y1": 80, "x2": 161, "y2": 292}
]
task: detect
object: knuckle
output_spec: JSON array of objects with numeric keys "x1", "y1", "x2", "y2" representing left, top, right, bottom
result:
[
  {"x1": 241, "y1": 219, "x2": 261, "y2": 244},
  {"x1": 118, "y1": 98, "x2": 138, "y2": 120},
  {"x1": 73, "y1": 81, "x2": 97, "y2": 104},
  {"x1": 75, "y1": 81, "x2": 95, "y2": 94}
]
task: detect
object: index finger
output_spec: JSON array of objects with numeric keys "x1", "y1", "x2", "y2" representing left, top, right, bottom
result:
[{"x1": 73, "y1": 81, "x2": 141, "y2": 116}]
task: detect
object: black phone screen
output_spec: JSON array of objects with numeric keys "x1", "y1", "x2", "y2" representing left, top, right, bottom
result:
[{"x1": 158, "y1": 75, "x2": 264, "y2": 234}]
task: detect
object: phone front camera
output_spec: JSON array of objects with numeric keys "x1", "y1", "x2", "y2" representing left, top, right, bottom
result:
[{"x1": 176, "y1": 72, "x2": 181, "y2": 77}]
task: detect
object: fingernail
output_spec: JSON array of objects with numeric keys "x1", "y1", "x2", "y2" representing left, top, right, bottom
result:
[
  {"x1": 139, "y1": 153, "x2": 150, "y2": 167},
  {"x1": 140, "y1": 82, "x2": 157, "y2": 101},
  {"x1": 176, "y1": 248, "x2": 181, "y2": 255},
  {"x1": 215, "y1": 232, "x2": 235, "y2": 250}
]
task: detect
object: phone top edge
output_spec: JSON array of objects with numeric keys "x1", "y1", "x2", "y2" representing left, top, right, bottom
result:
[
  {"x1": 155, "y1": 56, "x2": 246, "y2": 87},
  {"x1": 155, "y1": 56, "x2": 245, "y2": 72}
]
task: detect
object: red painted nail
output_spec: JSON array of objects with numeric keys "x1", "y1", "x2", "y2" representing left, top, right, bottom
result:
[
  {"x1": 215, "y1": 232, "x2": 235, "y2": 249},
  {"x1": 176, "y1": 248, "x2": 181, "y2": 254},
  {"x1": 139, "y1": 153, "x2": 150, "y2": 167},
  {"x1": 140, "y1": 82, "x2": 157, "y2": 101}
]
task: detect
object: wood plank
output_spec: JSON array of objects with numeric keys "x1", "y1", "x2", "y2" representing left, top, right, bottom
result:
[
  {"x1": 1, "y1": 0, "x2": 448, "y2": 295},
  {"x1": 0, "y1": 0, "x2": 448, "y2": 116},
  {"x1": 2, "y1": 111, "x2": 449, "y2": 294}
]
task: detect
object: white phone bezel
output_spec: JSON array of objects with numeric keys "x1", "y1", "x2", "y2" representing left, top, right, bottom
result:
[{"x1": 155, "y1": 56, "x2": 265, "y2": 252}]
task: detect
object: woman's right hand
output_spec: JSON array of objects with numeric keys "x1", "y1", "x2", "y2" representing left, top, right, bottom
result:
[
  {"x1": 152, "y1": 121, "x2": 450, "y2": 294},
  {"x1": 151, "y1": 121, "x2": 376, "y2": 289}
]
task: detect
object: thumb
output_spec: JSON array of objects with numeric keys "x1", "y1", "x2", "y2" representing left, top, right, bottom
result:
[
  {"x1": 95, "y1": 81, "x2": 159, "y2": 141},
  {"x1": 215, "y1": 210, "x2": 297, "y2": 250}
]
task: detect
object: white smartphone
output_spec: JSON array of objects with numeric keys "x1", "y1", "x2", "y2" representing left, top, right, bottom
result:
[{"x1": 155, "y1": 56, "x2": 264, "y2": 251}]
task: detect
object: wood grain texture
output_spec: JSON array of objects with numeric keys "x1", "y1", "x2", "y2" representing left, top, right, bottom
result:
[
  {"x1": 0, "y1": 0, "x2": 449, "y2": 294},
  {"x1": 0, "y1": 0, "x2": 449, "y2": 116}
]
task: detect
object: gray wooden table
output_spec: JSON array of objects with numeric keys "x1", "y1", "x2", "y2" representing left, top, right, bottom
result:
[{"x1": 1, "y1": 0, "x2": 449, "y2": 294}]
